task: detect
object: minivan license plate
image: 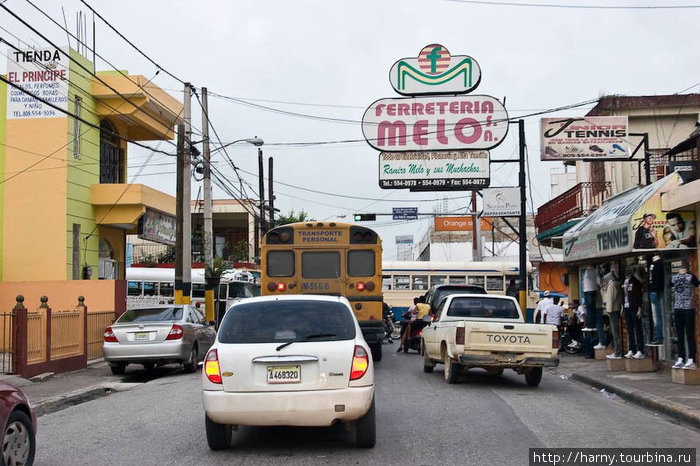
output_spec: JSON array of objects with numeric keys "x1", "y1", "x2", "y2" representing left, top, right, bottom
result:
[
  {"x1": 134, "y1": 332, "x2": 150, "y2": 341},
  {"x1": 267, "y1": 365, "x2": 301, "y2": 384}
]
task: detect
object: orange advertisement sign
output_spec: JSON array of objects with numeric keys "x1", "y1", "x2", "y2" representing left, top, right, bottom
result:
[{"x1": 435, "y1": 216, "x2": 493, "y2": 232}]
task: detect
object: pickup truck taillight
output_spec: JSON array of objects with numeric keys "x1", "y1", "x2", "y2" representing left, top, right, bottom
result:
[
  {"x1": 456, "y1": 327, "x2": 465, "y2": 345},
  {"x1": 552, "y1": 329, "x2": 559, "y2": 349}
]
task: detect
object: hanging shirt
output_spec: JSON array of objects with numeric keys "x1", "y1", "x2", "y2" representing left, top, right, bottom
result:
[
  {"x1": 671, "y1": 272, "x2": 700, "y2": 310},
  {"x1": 583, "y1": 268, "x2": 600, "y2": 292},
  {"x1": 622, "y1": 276, "x2": 643, "y2": 311},
  {"x1": 648, "y1": 260, "x2": 665, "y2": 293}
]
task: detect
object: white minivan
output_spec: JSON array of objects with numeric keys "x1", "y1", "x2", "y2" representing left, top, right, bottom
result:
[{"x1": 201, "y1": 295, "x2": 375, "y2": 449}]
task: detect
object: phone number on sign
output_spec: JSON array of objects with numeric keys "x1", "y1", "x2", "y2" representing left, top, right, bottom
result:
[{"x1": 381, "y1": 178, "x2": 489, "y2": 188}]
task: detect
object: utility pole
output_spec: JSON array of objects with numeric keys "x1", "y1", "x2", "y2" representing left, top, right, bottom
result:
[
  {"x1": 175, "y1": 124, "x2": 184, "y2": 304},
  {"x1": 518, "y1": 119, "x2": 528, "y2": 313},
  {"x1": 179, "y1": 82, "x2": 193, "y2": 304},
  {"x1": 268, "y1": 156, "x2": 275, "y2": 230},
  {"x1": 201, "y1": 87, "x2": 215, "y2": 323},
  {"x1": 258, "y1": 147, "x2": 266, "y2": 239}
]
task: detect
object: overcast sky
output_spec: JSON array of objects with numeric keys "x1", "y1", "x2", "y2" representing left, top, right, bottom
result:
[{"x1": 3, "y1": 0, "x2": 700, "y2": 260}]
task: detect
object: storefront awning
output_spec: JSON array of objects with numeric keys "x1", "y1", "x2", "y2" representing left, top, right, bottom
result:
[
  {"x1": 562, "y1": 172, "x2": 696, "y2": 263},
  {"x1": 535, "y1": 219, "x2": 581, "y2": 249}
]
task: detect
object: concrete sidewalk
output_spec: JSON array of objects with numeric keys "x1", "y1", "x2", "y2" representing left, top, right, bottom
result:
[{"x1": 554, "y1": 353, "x2": 700, "y2": 430}]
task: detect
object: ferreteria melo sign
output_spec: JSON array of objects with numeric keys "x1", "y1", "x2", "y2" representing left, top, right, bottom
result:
[
  {"x1": 362, "y1": 95, "x2": 508, "y2": 152},
  {"x1": 379, "y1": 151, "x2": 489, "y2": 190},
  {"x1": 389, "y1": 44, "x2": 481, "y2": 96}
]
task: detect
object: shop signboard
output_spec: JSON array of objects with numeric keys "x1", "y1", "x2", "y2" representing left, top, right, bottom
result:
[
  {"x1": 670, "y1": 160, "x2": 698, "y2": 183},
  {"x1": 363, "y1": 95, "x2": 508, "y2": 152},
  {"x1": 563, "y1": 172, "x2": 695, "y2": 261},
  {"x1": 379, "y1": 151, "x2": 489, "y2": 190},
  {"x1": 138, "y1": 208, "x2": 176, "y2": 246},
  {"x1": 540, "y1": 116, "x2": 630, "y2": 161},
  {"x1": 392, "y1": 207, "x2": 418, "y2": 220},
  {"x1": 389, "y1": 44, "x2": 481, "y2": 96},
  {"x1": 483, "y1": 187, "x2": 520, "y2": 216},
  {"x1": 395, "y1": 235, "x2": 414, "y2": 245},
  {"x1": 6, "y1": 47, "x2": 69, "y2": 119},
  {"x1": 435, "y1": 216, "x2": 493, "y2": 232}
]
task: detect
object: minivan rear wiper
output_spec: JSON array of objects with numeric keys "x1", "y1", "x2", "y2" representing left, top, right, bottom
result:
[{"x1": 275, "y1": 333, "x2": 337, "y2": 351}]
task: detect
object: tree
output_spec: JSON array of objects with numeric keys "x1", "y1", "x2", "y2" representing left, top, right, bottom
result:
[{"x1": 276, "y1": 209, "x2": 314, "y2": 225}]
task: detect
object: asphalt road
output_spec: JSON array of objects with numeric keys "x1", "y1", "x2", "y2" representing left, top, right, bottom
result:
[{"x1": 35, "y1": 345, "x2": 700, "y2": 465}]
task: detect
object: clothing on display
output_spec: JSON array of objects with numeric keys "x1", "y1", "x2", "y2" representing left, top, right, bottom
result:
[
  {"x1": 623, "y1": 273, "x2": 645, "y2": 356},
  {"x1": 648, "y1": 255, "x2": 665, "y2": 345},
  {"x1": 671, "y1": 268, "x2": 699, "y2": 368},
  {"x1": 603, "y1": 271, "x2": 622, "y2": 357}
]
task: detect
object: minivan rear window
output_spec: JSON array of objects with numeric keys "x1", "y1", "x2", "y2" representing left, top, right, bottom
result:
[{"x1": 219, "y1": 300, "x2": 356, "y2": 344}]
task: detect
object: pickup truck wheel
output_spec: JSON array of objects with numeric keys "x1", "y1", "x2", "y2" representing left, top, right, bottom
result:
[
  {"x1": 423, "y1": 346, "x2": 434, "y2": 373},
  {"x1": 525, "y1": 367, "x2": 543, "y2": 387},
  {"x1": 443, "y1": 353, "x2": 459, "y2": 384}
]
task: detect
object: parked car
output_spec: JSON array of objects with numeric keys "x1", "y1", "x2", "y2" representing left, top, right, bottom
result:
[
  {"x1": 424, "y1": 283, "x2": 487, "y2": 314},
  {"x1": 0, "y1": 381, "x2": 37, "y2": 466},
  {"x1": 103, "y1": 305, "x2": 216, "y2": 375},
  {"x1": 202, "y1": 295, "x2": 375, "y2": 449}
]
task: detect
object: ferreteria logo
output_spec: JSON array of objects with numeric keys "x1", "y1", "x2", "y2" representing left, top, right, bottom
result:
[{"x1": 389, "y1": 44, "x2": 481, "y2": 96}]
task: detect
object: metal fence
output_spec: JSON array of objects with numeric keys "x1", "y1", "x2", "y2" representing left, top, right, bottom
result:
[
  {"x1": 0, "y1": 312, "x2": 14, "y2": 374},
  {"x1": 87, "y1": 311, "x2": 114, "y2": 360}
]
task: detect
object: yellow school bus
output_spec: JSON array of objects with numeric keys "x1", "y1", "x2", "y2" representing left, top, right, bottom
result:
[{"x1": 261, "y1": 221, "x2": 385, "y2": 360}]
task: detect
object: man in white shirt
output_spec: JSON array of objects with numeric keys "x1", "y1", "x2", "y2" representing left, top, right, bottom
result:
[
  {"x1": 543, "y1": 296, "x2": 565, "y2": 327},
  {"x1": 533, "y1": 290, "x2": 552, "y2": 324}
]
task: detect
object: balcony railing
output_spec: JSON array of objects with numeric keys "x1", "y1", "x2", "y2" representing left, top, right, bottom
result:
[{"x1": 535, "y1": 182, "x2": 612, "y2": 232}]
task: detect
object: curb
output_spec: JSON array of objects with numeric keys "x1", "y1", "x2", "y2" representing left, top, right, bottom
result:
[
  {"x1": 33, "y1": 386, "x2": 113, "y2": 417},
  {"x1": 570, "y1": 372, "x2": 700, "y2": 430}
]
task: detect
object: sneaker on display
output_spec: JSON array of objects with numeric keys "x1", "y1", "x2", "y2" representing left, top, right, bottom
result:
[
  {"x1": 672, "y1": 358, "x2": 684, "y2": 369},
  {"x1": 624, "y1": 351, "x2": 634, "y2": 359},
  {"x1": 593, "y1": 343, "x2": 605, "y2": 350},
  {"x1": 683, "y1": 359, "x2": 696, "y2": 370},
  {"x1": 632, "y1": 351, "x2": 644, "y2": 359},
  {"x1": 606, "y1": 353, "x2": 621, "y2": 360},
  {"x1": 647, "y1": 340, "x2": 663, "y2": 346}
]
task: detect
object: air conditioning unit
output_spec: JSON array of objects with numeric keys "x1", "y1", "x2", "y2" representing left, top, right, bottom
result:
[{"x1": 98, "y1": 259, "x2": 117, "y2": 279}]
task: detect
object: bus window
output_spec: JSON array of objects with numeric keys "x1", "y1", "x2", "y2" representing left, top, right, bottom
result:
[
  {"x1": 143, "y1": 281, "x2": 158, "y2": 296},
  {"x1": 347, "y1": 250, "x2": 375, "y2": 277},
  {"x1": 228, "y1": 282, "x2": 260, "y2": 299},
  {"x1": 127, "y1": 281, "x2": 142, "y2": 297},
  {"x1": 159, "y1": 282, "x2": 174, "y2": 297},
  {"x1": 302, "y1": 251, "x2": 340, "y2": 278},
  {"x1": 412, "y1": 275, "x2": 428, "y2": 290},
  {"x1": 486, "y1": 276, "x2": 504, "y2": 291},
  {"x1": 467, "y1": 276, "x2": 485, "y2": 287},
  {"x1": 267, "y1": 251, "x2": 295, "y2": 277},
  {"x1": 449, "y1": 275, "x2": 466, "y2": 284},
  {"x1": 431, "y1": 275, "x2": 447, "y2": 287},
  {"x1": 192, "y1": 284, "x2": 206, "y2": 299},
  {"x1": 218, "y1": 284, "x2": 227, "y2": 298},
  {"x1": 393, "y1": 275, "x2": 410, "y2": 290},
  {"x1": 382, "y1": 275, "x2": 392, "y2": 290}
]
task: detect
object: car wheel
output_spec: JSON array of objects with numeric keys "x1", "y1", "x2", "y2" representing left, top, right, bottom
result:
[
  {"x1": 2, "y1": 410, "x2": 35, "y2": 466},
  {"x1": 183, "y1": 346, "x2": 198, "y2": 373},
  {"x1": 205, "y1": 414, "x2": 232, "y2": 450},
  {"x1": 354, "y1": 399, "x2": 376, "y2": 448},
  {"x1": 422, "y1": 342, "x2": 434, "y2": 373},
  {"x1": 369, "y1": 341, "x2": 382, "y2": 362},
  {"x1": 525, "y1": 367, "x2": 543, "y2": 387},
  {"x1": 443, "y1": 352, "x2": 459, "y2": 384},
  {"x1": 110, "y1": 363, "x2": 126, "y2": 376}
]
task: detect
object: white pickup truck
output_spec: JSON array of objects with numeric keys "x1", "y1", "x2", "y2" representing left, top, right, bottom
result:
[{"x1": 421, "y1": 294, "x2": 559, "y2": 387}]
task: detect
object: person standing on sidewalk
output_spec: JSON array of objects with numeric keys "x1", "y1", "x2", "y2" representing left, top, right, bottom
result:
[{"x1": 671, "y1": 263, "x2": 699, "y2": 369}]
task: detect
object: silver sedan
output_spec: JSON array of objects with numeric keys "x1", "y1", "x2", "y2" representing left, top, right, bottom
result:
[{"x1": 103, "y1": 305, "x2": 216, "y2": 375}]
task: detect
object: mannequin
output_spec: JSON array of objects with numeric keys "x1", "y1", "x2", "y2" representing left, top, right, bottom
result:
[
  {"x1": 648, "y1": 255, "x2": 665, "y2": 345},
  {"x1": 622, "y1": 267, "x2": 645, "y2": 359},
  {"x1": 603, "y1": 269, "x2": 623, "y2": 359},
  {"x1": 582, "y1": 265, "x2": 600, "y2": 332},
  {"x1": 670, "y1": 263, "x2": 699, "y2": 369}
]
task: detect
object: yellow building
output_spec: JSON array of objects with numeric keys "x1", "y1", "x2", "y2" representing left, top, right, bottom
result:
[{"x1": 1, "y1": 46, "x2": 181, "y2": 308}]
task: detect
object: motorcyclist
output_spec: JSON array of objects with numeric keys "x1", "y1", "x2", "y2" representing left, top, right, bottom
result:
[
  {"x1": 398, "y1": 296, "x2": 430, "y2": 352},
  {"x1": 382, "y1": 301, "x2": 395, "y2": 344}
]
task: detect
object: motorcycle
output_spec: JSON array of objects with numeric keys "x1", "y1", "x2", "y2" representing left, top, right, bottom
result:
[
  {"x1": 400, "y1": 316, "x2": 430, "y2": 353},
  {"x1": 383, "y1": 305, "x2": 401, "y2": 343},
  {"x1": 558, "y1": 314, "x2": 583, "y2": 355}
]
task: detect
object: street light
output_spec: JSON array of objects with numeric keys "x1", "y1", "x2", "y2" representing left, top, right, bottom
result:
[{"x1": 210, "y1": 137, "x2": 264, "y2": 154}]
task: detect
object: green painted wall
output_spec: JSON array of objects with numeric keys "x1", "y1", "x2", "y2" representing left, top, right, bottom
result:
[{"x1": 65, "y1": 49, "x2": 100, "y2": 279}]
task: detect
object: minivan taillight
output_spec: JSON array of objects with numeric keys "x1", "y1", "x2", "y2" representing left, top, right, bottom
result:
[
  {"x1": 166, "y1": 324, "x2": 184, "y2": 340},
  {"x1": 552, "y1": 329, "x2": 559, "y2": 349},
  {"x1": 205, "y1": 349, "x2": 222, "y2": 384},
  {"x1": 455, "y1": 327, "x2": 465, "y2": 346},
  {"x1": 350, "y1": 345, "x2": 369, "y2": 380},
  {"x1": 103, "y1": 327, "x2": 118, "y2": 342}
]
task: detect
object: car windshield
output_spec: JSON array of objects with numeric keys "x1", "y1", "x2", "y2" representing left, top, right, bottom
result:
[
  {"x1": 447, "y1": 297, "x2": 520, "y2": 319},
  {"x1": 218, "y1": 300, "x2": 356, "y2": 344},
  {"x1": 117, "y1": 307, "x2": 184, "y2": 323}
]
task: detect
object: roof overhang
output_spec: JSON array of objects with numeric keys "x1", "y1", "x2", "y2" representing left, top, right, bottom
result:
[
  {"x1": 535, "y1": 219, "x2": 581, "y2": 249},
  {"x1": 91, "y1": 184, "x2": 176, "y2": 236},
  {"x1": 92, "y1": 73, "x2": 183, "y2": 141}
]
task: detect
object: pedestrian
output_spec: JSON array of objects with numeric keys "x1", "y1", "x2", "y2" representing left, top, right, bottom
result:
[
  {"x1": 533, "y1": 290, "x2": 552, "y2": 324},
  {"x1": 543, "y1": 296, "x2": 564, "y2": 327}
]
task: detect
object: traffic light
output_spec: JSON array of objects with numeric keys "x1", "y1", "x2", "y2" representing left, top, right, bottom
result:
[{"x1": 353, "y1": 213, "x2": 376, "y2": 222}]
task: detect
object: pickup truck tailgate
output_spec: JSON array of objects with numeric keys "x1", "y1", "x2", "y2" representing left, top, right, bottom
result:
[{"x1": 463, "y1": 322, "x2": 552, "y2": 353}]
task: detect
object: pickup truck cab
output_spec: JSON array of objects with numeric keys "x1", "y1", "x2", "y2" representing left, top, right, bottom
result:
[{"x1": 421, "y1": 293, "x2": 559, "y2": 387}]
